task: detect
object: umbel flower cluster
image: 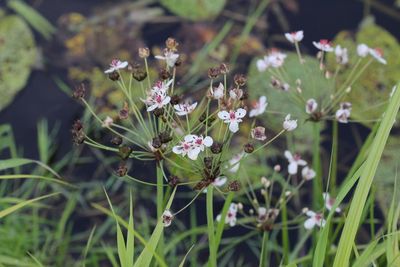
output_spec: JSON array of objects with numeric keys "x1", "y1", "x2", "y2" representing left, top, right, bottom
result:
[{"x1": 72, "y1": 36, "x2": 349, "y2": 233}]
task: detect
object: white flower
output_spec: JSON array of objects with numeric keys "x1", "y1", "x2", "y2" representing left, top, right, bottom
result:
[
  {"x1": 249, "y1": 96, "x2": 268, "y2": 117},
  {"x1": 369, "y1": 48, "x2": 387, "y2": 64},
  {"x1": 267, "y1": 49, "x2": 287, "y2": 68},
  {"x1": 256, "y1": 57, "x2": 269, "y2": 72},
  {"x1": 151, "y1": 79, "x2": 174, "y2": 94},
  {"x1": 218, "y1": 108, "x2": 247, "y2": 133},
  {"x1": 305, "y1": 99, "x2": 318, "y2": 114},
  {"x1": 102, "y1": 116, "x2": 114, "y2": 127},
  {"x1": 104, "y1": 59, "x2": 128, "y2": 73},
  {"x1": 284, "y1": 150, "x2": 307, "y2": 175},
  {"x1": 228, "y1": 153, "x2": 244, "y2": 173},
  {"x1": 210, "y1": 83, "x2": 225, "y2": 100},
  {"x1": 172, "y1": 134, "x2": 213, "y2": 160},
  {"x1": 312, "y1": 39, "x2": 333, "y2": 52},
  {"x1": 229, "y1": 88, "x2": 243, "y2": 100},
  {"x1": 304, "y1": 210, "x2": 326, "y2": 229},
  {"x1": 323, "y1": 193, "x2": 341, "y2": 213},
  {"x1": 162, "y1": 210, "x2": 174, "y2": 227},
  {"x1": 335, "y1": 102, "x2": 352, "y2": 123},
  {"x1": 174, "y1": 102, "x2": 197, "y2": 116},
  {"x1": 335, "y1": 45, "x2": 349, "y2": 65},
  {"x1": 284, "y1": 30, "x2": 304, "y2": 43},
  {"x1": 145, "y1": 91, "x2": 171, "y2": 112},
  {"x1": 302, "y1": 166, "x2": 316, "y2": 180},
  {"x1": 251, "y1": 126, "x2": 267, "y2": 141},
  {"x1": 203, "y1": 176, "x2": 227, "y2": 193},
  {"x1": 357, "y1": 43, "x2": 369, "y2": 57},
  {"x1": 283, "y1": 114, "x2": 297, "y2": 131},
  {"x1": 216, "y1": 203, "x2": 238, "y2": 227},
  {"x1": 155, "y1": 49, "x2": 179, "y2": 68}
]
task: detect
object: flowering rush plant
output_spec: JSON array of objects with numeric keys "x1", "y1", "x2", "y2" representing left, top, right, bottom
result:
[{"x1": 70, "y1": 34, "x2": 400, "y2": 267}]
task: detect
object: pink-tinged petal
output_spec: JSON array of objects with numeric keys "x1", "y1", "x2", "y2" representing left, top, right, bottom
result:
[
  {"x1": 306, "y1": 210, "x2": 316, "y2": 217},
  {"x1": 104, "y1": 68, "x2": 114, "y2": 74},
  {"x1": 172, "y1": 146, "x2": 183, "y2": 155},
  {"x1": 304, "y1": 218, "x2": 316, "y2": 230},
  {"x1": 235, "y1": 108, "x2": 247, "y2": 118},
  {"x1": 218, "y1": 111, "x2": 230, "y2": 120},
  {"x1": 155, "y1": 55, "x2": 165, "y2": 60},
  {"x1": 229, "y1": 217, "x2": 237, "y2": 227},
  {"x1": 259, "y1": 96, "x2": 267, "y2": 106},
  {"x1": 284, "y1": 150, "x2": 293, "y2": 161},
  {"x1": 213, "y1": 176, "x2": 227, "y2": 187},
  {"x1": 162, "y1": 96, "x2": 171, "y2": 105},
  {"x1": 118, "y1": 61, "x2": 128, "y2": 69},
  {"x1": 188, "y1": 147, "x2": 201, "y2": 160},
  {"x1": 203, "y1": 136, "x2": 213, "y2": 147},
  {"x1": 249, "y1": 109, "x2": 257, "y2": 118},
  {"x1": 147, "y1": 104, "x2": 158, "y2": 112},
  {"x1": 184, "y1": 135, "x2": 197, "y2": 143},
  {"x1": 288, "y1": 162, "x2": 298, "y2": 175},
  {"x1": 216, "y1": 214, "x2": 221, "y2": 222},
  {"x1": 297, "y1": 159, "x2": 307, "y2": 166},
  {"x1": 229, "y1": 121, "x2": 239, "y2": 133}
]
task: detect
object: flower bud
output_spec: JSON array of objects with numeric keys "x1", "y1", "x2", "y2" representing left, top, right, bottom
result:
[
  {"x1": 119, "y1": 102, "x2": 129, "y2": 120},
  {"x1": 219, "y1": 63, "x2": 229, "y2": 74},
  {"x1": 208, "y1": 67, "x2": 221, "y2": 79},
  {"x1": 159, "y1": 130, "x2": 172, "y2": 144},
  {"x1": 168, "y1": 175, "x2": 179, "y2": 188},
  {"x1": 116, "y1": 162, "x2": 128, "y2": 177},
  {"x1": 138, "y1": 47, "x2": 150, "y2": 58},
  {"x1": 234, "y1": 74, "x2": 247, "y2": 86},
  {"x1": 152, "y1": 137, "x2": 162, "y2": 149},
  {"x1": 228, "y1": 180, "x2": 241, "y2": 192},
  {"x1": 111, "y1": 136, "x2": 123, "y2": 146},
  {"x1": 204, "y1": 156, "x2": 213, "y2": 169},
  {"x1": 210, "y1": 142, "x2": 223, "y2": 154},
  {"x1": 132, "y1": 64, "x2": 147, "y2": 81},
  {"x1": 71, "y1": 120, "x2": 85, "y2": 145},
  {"x1": 153, "y1": 108, "x2": 164, "y2": 117},
  {"x1": 244, "y1": 143, "x2": 254, "y2": 153},
  {"x1": 170, "y1": 94, "x2": 182, "y2": 105},
  {"x1": 159, "y1": 68, "x2": 171, "y2": 80},
  {"x1": 72, "y1": 83, "x2": 85, "y2": 99},
  {"x1": 108, "y1": 71, "x2": 120, "y2": 81},
  {"x1": 118, "y1": 146, "x2": 132, "y2": 160},
  {"x1": 274, "y1": 165, "x2": 281, "y2": 172},
  {"x1": 166, "y1": 37, "x2": 179, "y2": 51}
]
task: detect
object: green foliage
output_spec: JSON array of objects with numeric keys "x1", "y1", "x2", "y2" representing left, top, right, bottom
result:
[
  {"x1": 247, "y1": 52, "x2": 330, "y2": 152},
  {"x1": 327, "y1": 18, "x2": 400, "y2": 126},
  {"x1": 0, "y1": 14, "x2": 36, "y2": 111},
  {"x1": 160, "y1": 0, "x2": 226, "y2": 21}
]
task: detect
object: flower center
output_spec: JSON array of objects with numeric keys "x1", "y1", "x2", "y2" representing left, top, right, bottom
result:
[{"x1": 229, "y1": 112, "x2": 236, "y2": 120}]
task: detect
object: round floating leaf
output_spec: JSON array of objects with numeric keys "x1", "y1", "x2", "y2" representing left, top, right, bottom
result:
[
  {"x1": 0, "y1": 15, "x2": 36, "y2": 111},
  {"x1": 247, "y1": 52, "x2": 331, "y2": 152},
  {"x1": 327, "y1": 19, "x2": 400, "y2": 127},
  {"x1": 160, "y1": 0, "x2": 226, "y2": 21}
]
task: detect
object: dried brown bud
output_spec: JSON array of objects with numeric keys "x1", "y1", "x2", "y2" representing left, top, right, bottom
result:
[
  {"x1": 270, "y1": 77, "x2": 281, "y2": 88},
  {"x1": 118, "y1": 146, "x2": 132, "y2": 160},
  {"x1": 208, "y1": 67, "x2": 221, "y2": 79},
  {"x1": 119, "y1": 102, "x2": 129, "y2": 120},
  {"x1": 244, "y1": 143, "x2": 254, "y2": 153},
  {"x1": 234, "y1": 74, "x2": 247, "y2": 87},
  {"x1": 108, "y1": 71, "x2": 120, "y2": 81},
  {"x1": 170, "y1": 94, "x2": 182, "y2": 105},
  {"x1": 138, "y1": 47, "x2": 150, "y2": 58},
  {"x1": 166, "y1": 37, "x2": 179, "y2": 51},
  {"x1": 219, "y1": 63, "x2": 229, "y2": 74},
  {"x1": 152, "y1": 137, "x2": 162, "y2": 149},
  {"x1": 204, "y1": 156, "x2": 213, "y2": 169},
  {"x1": 159, "y1": 68, "x2": 171, "y2": 80},
  {"x1": 210, "y1": 142, "x2": 223, "y2": 154},
  {"x1": 71, "y1": 120, "x2": 85, "y2": 145},
  {"x1": 132, "y1": 64, "x2": 147, "y2": 81},
  {"x1": 111, "y1": 136, "x2": 123, "y2": 146},
  {"x1": 228, "y1": 180, "x2": 241, "y2": 192},
  {"x1": 153, "y1": 108, "x2": 164, "y2": 117},
  {"x1": 159, "y1": 131, "x2": 172, "y2": 144},
  {"x1": 72, "y1": 83, "x2": 85, "y2": 99},
  {"x1": 116, "y1": 162, "x2": 128, "y2": 177},
  {"x1": 168, "y1": 175, "x2": 179, "y2": 187}
]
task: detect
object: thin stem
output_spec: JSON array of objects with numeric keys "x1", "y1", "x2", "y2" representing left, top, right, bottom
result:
[{"x1": 206, "y1": 186, "x2": 217, "y2": 267}]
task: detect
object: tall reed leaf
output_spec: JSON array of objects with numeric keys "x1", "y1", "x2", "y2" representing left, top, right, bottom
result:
[
  {"x1": 333, "y1": 83, "x2": 400, "y2": 267},
  {"x1": 133, "y1": 187, "x2": 176, "y2": 267}
]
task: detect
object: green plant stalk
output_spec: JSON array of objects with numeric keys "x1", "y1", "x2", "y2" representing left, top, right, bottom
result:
[
  {"x1": 215, "y1": 192, "x2": 234, "y2": 250},
  {"x1": 259, "y1": 231, "x2": 269, "y2": 267},
  {"x1": 207, "y1": 186, "x2": 217, "y2": 267},
  {"x1": 333, "y1": 83, "x2": 400, "y2": 267},
  {"x1": 281, "y1": 198, "x2": 289, "y2": 264},
  {"x1": 330, "y1": 121, "x2": 338, "y2": 195},
  {"x1": 312, "y1": 122, "x2": 322, "y2": 209},
  {"x1": 156, "y1": 164, "x2": 164, "y2": 261}
]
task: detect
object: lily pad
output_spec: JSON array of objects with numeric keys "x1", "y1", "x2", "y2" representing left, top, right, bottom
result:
[
  {"x1": 247, "y1": 52, "x2": 331, "y2": 152},
  {"x1": 160, "y1": 0, "x2": 226, "y2": 21},
  {"x1": 0, "y1": 15, "x2": 36, "y2": 111},
  {"x1": 327, "y1": 18, "x2": 400, "y2": 127}
]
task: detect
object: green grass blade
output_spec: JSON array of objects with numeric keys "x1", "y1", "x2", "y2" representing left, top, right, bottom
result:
[
  {"x1": 0, "y1": 158, "x2": 62, "y2": 179},
  {"x1": 333, "y1": 83, "x2": 400, "y2": 267},
  {"x1": 127, "y1": 192, "x2": 135, "y2": 266},
  {"x1": 133, "y1": 187, "x2": 176, "y2": 267},
  {"x1": 179, "y1": 245, "x2": 195, "y2": 267},
  {"x1": 26, "y1": 252, "x2": 44, "y2": 267},
  {"x1": 0, "y1": 192, "x2": 59, "y2": 218},
  {"x1": 215, "y1": 192, "x2": 234, "y2": 250},
  {"x1": 82, "y1": 225, "x2": 97, "y2": 267}
]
